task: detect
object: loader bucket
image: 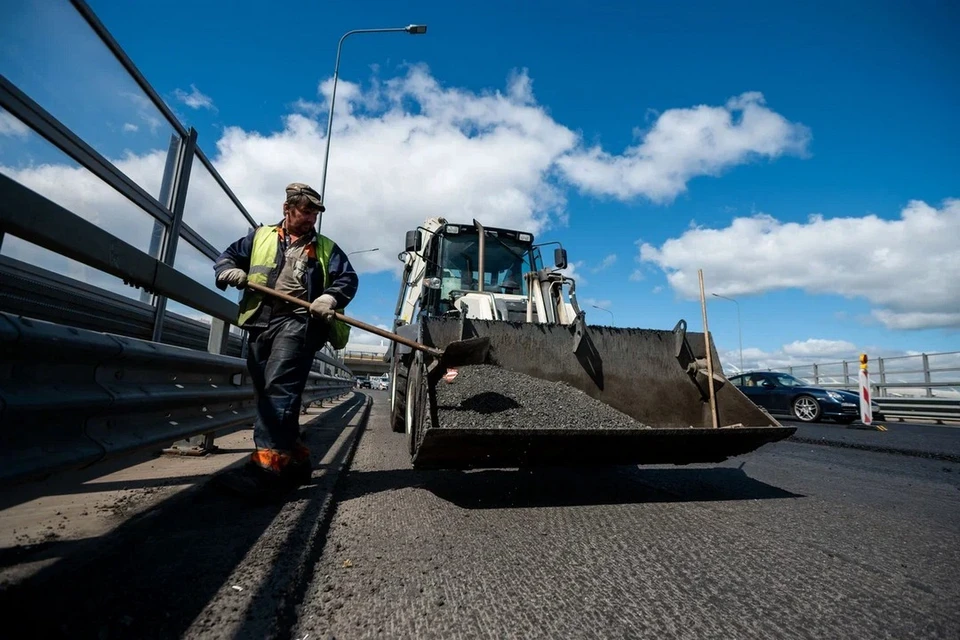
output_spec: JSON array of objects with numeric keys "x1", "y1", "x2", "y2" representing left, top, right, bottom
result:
[{"x1": 410, "y1": 317, "x2": 795, "y2": 469}]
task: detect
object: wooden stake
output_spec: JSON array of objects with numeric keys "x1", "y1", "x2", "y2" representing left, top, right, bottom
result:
[{"x1": 698, "y1": 269, "x2": 719, "y2": 429}]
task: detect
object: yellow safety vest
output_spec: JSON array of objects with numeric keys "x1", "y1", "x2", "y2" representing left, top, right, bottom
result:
[{"x1": 237, "y1": 225, "x2": 351, "y2": 349}]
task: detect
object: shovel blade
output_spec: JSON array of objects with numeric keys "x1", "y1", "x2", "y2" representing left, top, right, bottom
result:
[{"x1": 434, "y1": 337, "x2": 491, "y2": 371}]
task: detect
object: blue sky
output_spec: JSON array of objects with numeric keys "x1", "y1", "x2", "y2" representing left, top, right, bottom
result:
[{"x1": 1, "y1": 0, "x2": 958, "y2": 370}]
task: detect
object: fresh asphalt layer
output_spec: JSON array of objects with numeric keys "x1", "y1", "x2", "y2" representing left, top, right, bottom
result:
[
  {"x1": 293, "y1": 392, "x2": 960, "y2": 639},
  {"x1": 1, "y1": 390, "x2": 957, "y2": 639}
]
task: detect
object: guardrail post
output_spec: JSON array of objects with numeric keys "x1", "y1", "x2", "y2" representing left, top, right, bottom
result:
[
  {"x1": 207, "y1": 317, "x2": 230, "y2": 355},
  {"x1": 142, "y1": 133, "x2": 181, "y2": 303},
  {"x1": 922, "y1": 353, "x2": 932, "y2": 398},
  {"x1": 843, "y1": 360, "x2": 850, "y2": 387},
  {"x1": 878, "y1": 357, "x2": 886, "y2": 397},
  {"x1": 151, "y1": 127, "x2": 198, "y2": 343}
]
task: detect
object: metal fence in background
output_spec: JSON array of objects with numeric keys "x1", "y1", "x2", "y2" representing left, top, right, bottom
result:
[{"x1": 781, "y1": 351, "x2": 960, "y2": 399}]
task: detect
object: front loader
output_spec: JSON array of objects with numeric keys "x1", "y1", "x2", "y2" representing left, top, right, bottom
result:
[{"x1": 388, "y1": 217, "x2": 794, "y2": 469}]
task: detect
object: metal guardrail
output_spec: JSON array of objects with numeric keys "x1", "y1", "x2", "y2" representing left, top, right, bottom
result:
[
  {"x1": 874, "y1": 398, "x2": 960, "y2": 425},
  {"x1": 0, "y1": 312, "x2": 353, "y2": 487},
  {"x1": 0, "y1": 1, "x2": 358, "y2": 485},
  {"x1": 779, "y1": 351, "x2": 960, "y2": 399},
  {"x1": 748, "y1": 351, "x2": 960, "y2": 423}
]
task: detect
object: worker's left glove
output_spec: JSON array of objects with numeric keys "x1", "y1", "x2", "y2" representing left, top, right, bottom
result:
[{"x1": 310, "y1": 294, "x2": 338, "y2": 322}]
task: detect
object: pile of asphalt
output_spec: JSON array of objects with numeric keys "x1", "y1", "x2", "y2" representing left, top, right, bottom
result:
[{"x1": 433, "y1": 364, "x2": 650, "y2": 430}]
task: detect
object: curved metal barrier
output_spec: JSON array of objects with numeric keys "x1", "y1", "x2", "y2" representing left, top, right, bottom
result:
[{"x1": 0, "y1": 312, "x2": 353, "y2": 487}]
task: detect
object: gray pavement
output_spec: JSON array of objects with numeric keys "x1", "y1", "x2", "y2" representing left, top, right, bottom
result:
[
  {"x1": 1, "y1": 391, "x2": 958, "y2": 639},
  {"x1": 293, "y1": 392, "x2": 960, "y2": 639},
  {"x1": 784, "y1": 419, "x2": 960, "y2": 461}
]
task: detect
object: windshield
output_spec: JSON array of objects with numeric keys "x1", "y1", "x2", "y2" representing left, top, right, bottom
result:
[
  {"x1": 437, "y1": 231, "x2": 533, "y2": 300},
  {"x1": 773, "y1": 373, "x2": 806, "y2": 387}
]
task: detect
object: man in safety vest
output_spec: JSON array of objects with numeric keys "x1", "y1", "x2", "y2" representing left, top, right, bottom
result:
[{"x1": 212, "y1": 182, "x2": 358, "y2": 501}]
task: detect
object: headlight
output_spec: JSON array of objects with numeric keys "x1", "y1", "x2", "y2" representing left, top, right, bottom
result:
[{"x1": 826, "y1": 391, "x2": 844, "y2": 402}]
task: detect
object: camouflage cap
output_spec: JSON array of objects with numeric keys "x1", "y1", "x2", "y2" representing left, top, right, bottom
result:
[{"x1": 285, "y1": 182, "x2": 325, "y2": 212}]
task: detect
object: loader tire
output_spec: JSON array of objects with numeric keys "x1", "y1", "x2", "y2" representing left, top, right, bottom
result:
[
  {"x1": 389, "y1": 346, "x2": 409, "y2": 433},
  {"x1": 405, "y1": 353, "x2": 429, "y2": 458}
]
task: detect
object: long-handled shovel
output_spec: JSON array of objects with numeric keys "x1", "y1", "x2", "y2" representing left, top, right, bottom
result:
[{"x1": 245, "y1": 281, "x2": 490, "y2": 370}]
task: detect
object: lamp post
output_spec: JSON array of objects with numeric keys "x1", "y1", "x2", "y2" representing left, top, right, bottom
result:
[
  {"x1": 347, "y1": 247, "x2": 380, "y2": 257},
  {"x1": 319, "y1": 24, "x2": 428, "y2": 207},
  {"x1": 591, "y1": 305, "x2": 615, "y2": 325},
  {"x1": 712, "y1": 293, "x2": 743, "y2": 373}
]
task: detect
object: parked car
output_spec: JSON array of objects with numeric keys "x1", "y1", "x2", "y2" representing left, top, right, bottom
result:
[{"x1": 729, "y1": 371, "x2": 884, "y2": 424}]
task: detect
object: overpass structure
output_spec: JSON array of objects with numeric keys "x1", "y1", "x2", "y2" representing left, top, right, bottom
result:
[{"x1": 341, "y1": 350, "x2": 390, "y2": 376}]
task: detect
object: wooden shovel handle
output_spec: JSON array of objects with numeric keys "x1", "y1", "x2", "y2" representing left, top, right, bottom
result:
[{"x1": 245, "y1": 281, "x2": 441, "y2": 357}]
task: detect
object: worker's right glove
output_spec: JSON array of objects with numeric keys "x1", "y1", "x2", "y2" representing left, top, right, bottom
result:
[
  {"x1": 217, "y1": 268, "x2": 247, "y2": 289},
  {"x1": 310, "y1": 294, "x2": 338, "y2": 322}
]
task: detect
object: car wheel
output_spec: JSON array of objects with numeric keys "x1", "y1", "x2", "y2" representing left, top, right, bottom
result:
[{"x1": 792, "y1": 395, "x2": 822, "y2": 422}]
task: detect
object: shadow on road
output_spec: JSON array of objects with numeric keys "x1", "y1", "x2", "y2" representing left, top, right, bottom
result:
[
  {"x1": 0, "y1": 394, "x2": 367, "y2": 640},
  {"x1": 339, "y1": 464, "x2": 803, "y2": 510}
]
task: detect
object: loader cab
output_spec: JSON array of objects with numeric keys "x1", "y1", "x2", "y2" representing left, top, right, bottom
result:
[{"x1": 420, "y1": 223, "x2": 539, "y2": 318}]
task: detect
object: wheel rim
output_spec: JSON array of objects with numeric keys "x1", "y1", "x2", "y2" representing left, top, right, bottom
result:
[{"x1": 794, "y1": 396, "x2": 819, "y2": 421}]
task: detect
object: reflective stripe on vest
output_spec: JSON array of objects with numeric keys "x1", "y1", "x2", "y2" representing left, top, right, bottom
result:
[{"x1": 237, "y1": 226, "x2": 351, "y2": 349}]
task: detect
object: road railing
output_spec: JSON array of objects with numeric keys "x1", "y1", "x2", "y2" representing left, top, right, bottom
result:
[
  {"x1": 0, "y1": 311, "x2": 354, "y2": 487},
  {"x1": 871, "y1": 397, "x2": 960, "y2": 425}
]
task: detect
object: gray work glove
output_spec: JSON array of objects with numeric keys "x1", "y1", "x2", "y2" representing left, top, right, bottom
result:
[
  {"x1": 217, "y1": 268, "x2": 247, "y2": 288},
  {"x1": 310, "y1": 294, "x2": 338, "y2": 321}
]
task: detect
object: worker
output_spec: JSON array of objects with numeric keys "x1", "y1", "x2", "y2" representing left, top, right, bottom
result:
[{"x1": 212, "y1": 182, "x2": 358, "y2": 501}]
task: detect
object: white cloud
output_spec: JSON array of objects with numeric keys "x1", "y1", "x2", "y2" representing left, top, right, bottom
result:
[
  {"x1": 174, "y1": 84, "x2": 217, "y2": 111},
  {"x1": 870, "y1": 309, "x2": 960, "y2": 330},
  {"x1": 2, "y1": 66, "x2": 811, "y2": 352},
  {"x1": 782, "y1": 338, "x2": 857, "y2": 357},
  {"x1": 122, "y1": 123, "x2": 139, "y2": 133},
  {"x1": 558, "y1": 260, "x2": 587, "y2": 286},
  {"x1": 590, "y1": 253, "x2": 617, "y2": 272},
  {"x1": 0, "y1": 108, "x2": 30, "y2": 138},
  {"x1": 120, "y1": 91, "x2": 164, "y2": 134},
  {"x1": 582, "y1": 298, "x2": 612, "y2": 309},
  {"x1": 556, "y1": 91, "x2": 810, "y2": 203},
  {"x1": 629, "y1": 270, "x2": 644, "y2": 282},
  {"x1": 344, "y1": 326, "x2": 393, "y2": 348},
  {"x1": 718, "y1": 340, "x2": 904, "y2": 375},
  {"x1": 652, "y1": 285, "x2": 663, "y2": 293},
  {"x1": 639, "y1": 199, "x2": 960, "y2": 330}
]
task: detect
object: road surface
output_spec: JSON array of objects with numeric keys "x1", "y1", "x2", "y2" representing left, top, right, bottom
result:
[{"x1": 1, "y1": 390, "x2": 957, "y2": 639}]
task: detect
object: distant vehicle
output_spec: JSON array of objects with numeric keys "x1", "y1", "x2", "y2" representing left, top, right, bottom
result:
[{"x1": 729, "y1": 371, "x2": 884, "y2": 424}]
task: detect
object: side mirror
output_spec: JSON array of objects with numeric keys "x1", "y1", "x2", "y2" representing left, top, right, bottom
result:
[
  {"x1": 761, "y1": 381, "x2": 775, "y2": 389},
  {"x1": 554, "y1": 248, "x2": 568, "y2": 270},
  {"x1": 404, "y1": 230, "x2": 420, "y2": 252}
]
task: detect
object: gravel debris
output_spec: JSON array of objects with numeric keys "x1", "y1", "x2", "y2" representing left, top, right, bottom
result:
[{"x1": 433, "y1": 364, "x2": 650, "y2": 430}]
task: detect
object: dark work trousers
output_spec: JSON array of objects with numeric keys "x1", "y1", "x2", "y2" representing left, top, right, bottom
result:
[{"x1": 245, "y1": 314, "x2": 320, "y2": 453}]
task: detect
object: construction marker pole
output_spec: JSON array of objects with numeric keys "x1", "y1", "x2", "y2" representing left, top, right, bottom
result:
[
  {"x1": 859, "y1": 353, "x2": 873, "y2": 426},
  {"x1": 698, "y1": 269, "x2": 719, "y2": 429}
]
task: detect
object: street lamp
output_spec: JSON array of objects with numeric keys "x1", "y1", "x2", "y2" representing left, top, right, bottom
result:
[
  {"x1": 712, "y1": 293, "x2": 743, "y2": 373},
  {"x1": 591, "y1": 305, "x2": 615, "y2": 325},
  {"x1": 347, "y1": 247, "x2": 380, "y2": 257},
  {"x1": 319, "y1": 24, "x2": 428, "y2": 208}
]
